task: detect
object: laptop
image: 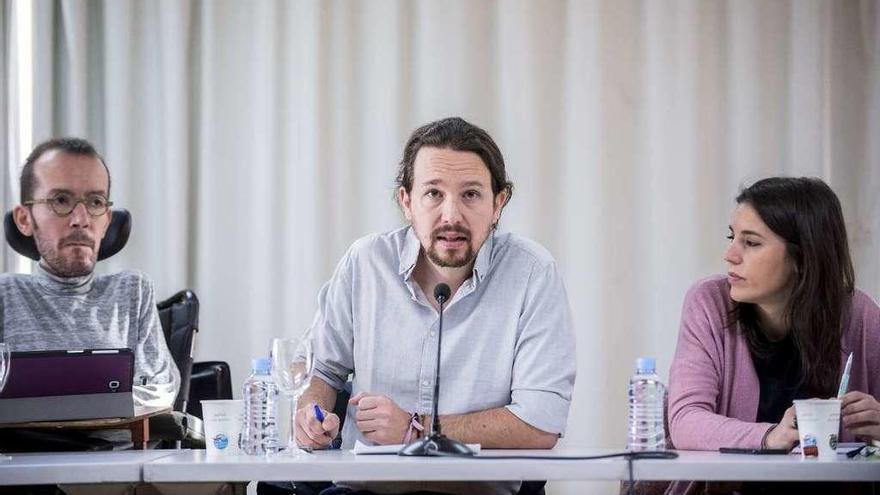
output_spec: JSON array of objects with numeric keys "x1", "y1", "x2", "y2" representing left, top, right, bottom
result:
[{"x1": 0, "y1": 349, "x2": 135, "y2": 423}]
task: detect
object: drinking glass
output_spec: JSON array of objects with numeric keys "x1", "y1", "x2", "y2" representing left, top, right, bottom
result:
[{"x1": 270, "y1": 334, "x2": 314, "y2": 455}]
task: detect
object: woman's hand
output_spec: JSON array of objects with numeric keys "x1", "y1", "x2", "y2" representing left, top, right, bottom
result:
[
  {"x1": 764, "y1": 405, "x2": 799, "y2": 450},
  {"x1": 842, "y1": 391, "x2": 880, "y2": 442}
]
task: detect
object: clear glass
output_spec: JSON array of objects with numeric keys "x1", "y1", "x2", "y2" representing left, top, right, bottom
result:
[
  {"x1": 270, "y1": 334, "x2": 314, "y2": 456},
  {"x1": 0, "y1": 343, "x2": 11, "y2": 461}
]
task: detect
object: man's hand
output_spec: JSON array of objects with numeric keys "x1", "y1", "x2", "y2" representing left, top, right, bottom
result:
[
  {"x1": 294, "y1": 403, "x2": 340, "y2": 449},
  {"x1": 842, "y1": 391, "x2": 880, "y2": 441},
  {"x1": 350, "y1": 392, "x2": 411, "y2": 445},
  {"x1": 764, "y1": 405, "x2": 799, "y2": 450}
]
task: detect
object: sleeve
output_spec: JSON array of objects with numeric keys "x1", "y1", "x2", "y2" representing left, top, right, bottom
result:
[
  {"x1": 667, "y1": 283, "x2": 771, "y2": 450},
  {"x1": 132, "y1": 275, "x2": 181, "y2": 408},
  {"x1": 852, "y1": 291, "x2": 880, "y2": 398},
  {"x1": 504, "y1": 260, "x2": 577, "y2": 436},
  {"x1": 309, "y1": 247, "x2": 357, "y2": 392}
]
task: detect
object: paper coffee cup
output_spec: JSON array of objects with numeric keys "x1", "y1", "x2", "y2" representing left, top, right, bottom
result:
[
  {"x1": 794, "y1": 399, "x2": 841, "y2": 460},
  {"x1": 202, "y1": 399, "x2": 244, "y2": 455}
]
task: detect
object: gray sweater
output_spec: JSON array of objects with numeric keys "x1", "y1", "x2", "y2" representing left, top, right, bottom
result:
[{"x1": 0, "y1": 264, "x2": 180, "y2": 407}]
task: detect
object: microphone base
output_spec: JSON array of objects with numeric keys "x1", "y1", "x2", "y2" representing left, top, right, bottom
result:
[{"x1": 398, "y1": 434, "x2": 475, "y2": 457}]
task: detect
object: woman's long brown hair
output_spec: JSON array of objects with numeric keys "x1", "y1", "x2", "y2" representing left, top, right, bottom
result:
[{"x1": 731, "y1": 177, "x2": 854, "y2": 396}]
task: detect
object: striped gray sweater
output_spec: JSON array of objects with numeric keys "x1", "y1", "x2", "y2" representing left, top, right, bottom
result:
[{"x1": 0, "y1": 263, "x2": 180, "y2": 407}]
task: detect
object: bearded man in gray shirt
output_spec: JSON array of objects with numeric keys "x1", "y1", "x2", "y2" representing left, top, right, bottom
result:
[
  {"x1": 293, "y1": 117, "x2": 577, "y2": 495},
  {"x1": 0, "y1": 138, "x2": 179, "y2": 409}
]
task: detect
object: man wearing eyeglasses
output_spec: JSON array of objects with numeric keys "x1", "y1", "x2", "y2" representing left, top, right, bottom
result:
[{"x1": 0, "y1": 137, "x2": 179, "y2": 409}]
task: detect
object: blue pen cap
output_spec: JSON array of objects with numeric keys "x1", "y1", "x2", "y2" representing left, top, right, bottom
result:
[
  {"x1": 252, "y1": 357, "x2": 272, "y2": 374},
  {"x1": 636, "y1": 357, "x2": 656, "y2": 374}
]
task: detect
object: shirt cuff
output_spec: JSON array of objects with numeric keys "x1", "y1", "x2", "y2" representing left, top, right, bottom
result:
[
  {"x1": 312, "y1": 363, "x2": 348, "y2": 392},
  {"x1": 505, "y1": 389, "x2": 571, "y2": 436}
]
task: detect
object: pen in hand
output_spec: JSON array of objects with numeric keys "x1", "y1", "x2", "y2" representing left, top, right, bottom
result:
[
  {"x1": 837, "y1": 352, "x2": 853, "y2": 399},
  {"x1": 313, "y1": 403, "x2": 326, "y2": 422}
]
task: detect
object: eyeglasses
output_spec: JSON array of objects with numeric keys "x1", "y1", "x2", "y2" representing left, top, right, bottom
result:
[{"x1": 24, "y1": 192, "x2": 113, "y2": 217}]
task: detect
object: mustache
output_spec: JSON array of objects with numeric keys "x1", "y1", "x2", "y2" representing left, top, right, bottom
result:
[
  {"x1": 60, "y1": 231, "x2": 95, "y2": 247},
  {"x1": 432, "y1": 225, "x2": 471, "y2": 238}
]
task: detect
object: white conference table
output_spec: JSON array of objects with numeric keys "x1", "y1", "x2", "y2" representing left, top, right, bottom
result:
[
  {"x1": 0, "y1": 450, "x2": 177, "y2": 485},
  {"x1": 142, "y1": 448, "x2": 880, "y2": 483},
  {"x1": 2, "y1": 448, "x2": 878, "y2": 487}
]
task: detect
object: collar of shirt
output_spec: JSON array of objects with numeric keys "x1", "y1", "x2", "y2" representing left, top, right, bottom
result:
[{"x1": 34, "y1": 262, "x2": 95, "y2": 295}]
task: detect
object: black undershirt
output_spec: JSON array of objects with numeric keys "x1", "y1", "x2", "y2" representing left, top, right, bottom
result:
[{"x1": 751, "y1": 332, "x2": 805, "y2": 424}]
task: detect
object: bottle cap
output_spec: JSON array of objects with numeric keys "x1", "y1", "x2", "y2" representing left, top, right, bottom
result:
[
  {"x1": 636, "y1": 357, "x2": 656, "y2": 374},
  {"x1": 252, "y1": 357, "x2": 271, "y2": 374}
]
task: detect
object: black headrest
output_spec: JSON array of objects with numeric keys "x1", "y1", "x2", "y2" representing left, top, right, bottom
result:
[{"x1": 3, "y1": 209, "x2": 132, "y2": 261}]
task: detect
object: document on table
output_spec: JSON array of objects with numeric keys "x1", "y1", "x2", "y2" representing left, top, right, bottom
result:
[{"x1": 352, "y1": 440, "x2": 481, "y2": 455}]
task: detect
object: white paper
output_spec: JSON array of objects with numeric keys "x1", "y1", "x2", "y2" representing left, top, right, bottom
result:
[{"x1": 352, "y1": 440, "x2": 481, "y2": 455}]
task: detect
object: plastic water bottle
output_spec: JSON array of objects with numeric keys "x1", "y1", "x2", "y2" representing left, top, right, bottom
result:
[
  {"x1": 240, "y1": 357, "x2": 280, "y2": 455},
  {"x1": 627, "y1": 356, "x2": 667, "y2": 451}
]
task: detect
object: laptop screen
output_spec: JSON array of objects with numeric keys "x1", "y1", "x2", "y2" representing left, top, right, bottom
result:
[{"x1": 0, "y1": 349, "x2": 134, "y2": 398}]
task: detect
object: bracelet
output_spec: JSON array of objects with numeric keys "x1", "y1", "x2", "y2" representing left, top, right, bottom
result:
[
  {"x1": 402, "y1": 412, "x2": 424, "y2": 444},
  {"x1": 761, "y1": 424, "x2": 778, "y2": 449}
]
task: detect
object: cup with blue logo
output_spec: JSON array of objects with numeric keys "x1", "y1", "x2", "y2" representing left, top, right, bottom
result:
[
  {"x1": 793, "y1": 399, "x2": 841, "y2": 461},
  {"x1": 202, "y1": 399, "x2": 244, "y2": 456}
]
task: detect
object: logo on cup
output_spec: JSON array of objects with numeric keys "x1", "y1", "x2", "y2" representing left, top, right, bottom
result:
[
  {"x1": 213, "y1": 433, "x2": 229, "y2": 450},
  {"x1": 802, "y1": 434, "x2": 818, "y2": 457},
  {"x1": 829, "y1": 434, "x2": 838, "y2": 451}
]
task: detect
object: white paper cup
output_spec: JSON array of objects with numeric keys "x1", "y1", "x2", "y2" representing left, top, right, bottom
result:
[
  {"x1": 794, "y1": 399, "x2": 841, "y2": 460},
  {"x1": 201, "y1": 399, "x2": 244, "y2": 455}
]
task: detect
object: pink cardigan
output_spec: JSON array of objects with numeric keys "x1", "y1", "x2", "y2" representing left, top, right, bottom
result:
[{"x1": 668, "y1": 275, "x2": 880, "y2": 450}]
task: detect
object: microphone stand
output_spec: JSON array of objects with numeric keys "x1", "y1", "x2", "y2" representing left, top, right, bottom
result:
[{"x1": 399, "y1": 285, "x2": 475, "y2": 457}]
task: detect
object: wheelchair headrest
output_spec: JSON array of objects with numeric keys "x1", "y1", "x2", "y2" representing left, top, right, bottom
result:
[{"x1": 3, "y1": 209, "x2": 132, "y2": 261}]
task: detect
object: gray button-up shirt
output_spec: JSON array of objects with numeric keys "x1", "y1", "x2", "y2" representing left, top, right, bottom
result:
[{"x1": 312, "y1": 225, "x2": 577, "y2": 450}]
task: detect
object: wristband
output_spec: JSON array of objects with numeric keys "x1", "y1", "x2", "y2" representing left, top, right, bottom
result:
[
  {"x1": 402, "y1": 412, "x2": 424, "y2": 444},
  {"x1": 761, "y1": 424, "x2": 778, "y2": 449}
]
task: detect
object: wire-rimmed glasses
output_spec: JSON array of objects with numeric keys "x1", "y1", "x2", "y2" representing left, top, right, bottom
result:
[{"x1": 24, "y1": 192, "x2": 113, "y2": 217}]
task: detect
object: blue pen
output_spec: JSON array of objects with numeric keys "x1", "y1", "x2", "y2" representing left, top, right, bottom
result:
[{"x1": 313, "y1": 403, "x2": 325, "y2": 422}]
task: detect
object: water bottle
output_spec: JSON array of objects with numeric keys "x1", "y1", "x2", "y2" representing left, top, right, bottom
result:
[
  {"x1": 240, "y1": 357, "x2": 281, "y2": 455},
  {"x1": 627, "y1": 356, "x2": 667, "y2": 451}
]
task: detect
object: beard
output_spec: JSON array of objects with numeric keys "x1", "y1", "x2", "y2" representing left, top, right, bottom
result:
[
  {"x1": 34, "y1": 225, "x2": 98, "y2": 278},
  {"x1": 425, "y1": 224, "x2": 482, "y2": 269}
]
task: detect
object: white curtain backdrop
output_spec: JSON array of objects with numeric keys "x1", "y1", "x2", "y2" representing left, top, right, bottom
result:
[
  {"x1": 18, "y1": 1, "x2": 880, "y2": 492},
  {"x1": 1, "y1": 0, "x2": 15, "y2": 272}
]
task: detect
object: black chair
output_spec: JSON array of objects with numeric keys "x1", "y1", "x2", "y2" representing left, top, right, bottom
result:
[
  {"x1": 187, "y1": 361, "x2": 234, "y2": 418},
  {"x1": 157, "y1": 289, "x2": 199, "y2": 412},
  {"x1": 154, "y1": 288, "x2": 228, "y2": 448}
]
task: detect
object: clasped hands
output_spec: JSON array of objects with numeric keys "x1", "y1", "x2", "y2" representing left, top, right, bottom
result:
[{"x1": 294, "y1": 392, "x2": 414, "y2": 449}]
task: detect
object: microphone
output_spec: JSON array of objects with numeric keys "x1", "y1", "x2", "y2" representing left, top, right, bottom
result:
[
  {"x1": 400, "y1": 283, "x2": 474, "y2": 457},
  {"x1": 433, "y1": 283, "x2": 451, "y2": 305}
]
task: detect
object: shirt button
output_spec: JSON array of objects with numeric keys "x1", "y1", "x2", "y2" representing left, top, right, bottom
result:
[
  {"x1": 429, "y1": 331, "x2": 436, "y2": 337},
  {"x1": 422, "y1": 380, "x2": 430, "y2": 386}
]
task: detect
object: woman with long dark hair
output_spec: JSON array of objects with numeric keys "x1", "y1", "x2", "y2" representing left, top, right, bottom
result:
[{"x1": 668, "y1": 177, "x2": 880, "y2": 454}]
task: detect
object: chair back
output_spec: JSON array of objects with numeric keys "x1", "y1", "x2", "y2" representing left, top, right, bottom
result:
[{"x1": 157, "y1": 289, "x2": 199, "y2": 412}]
